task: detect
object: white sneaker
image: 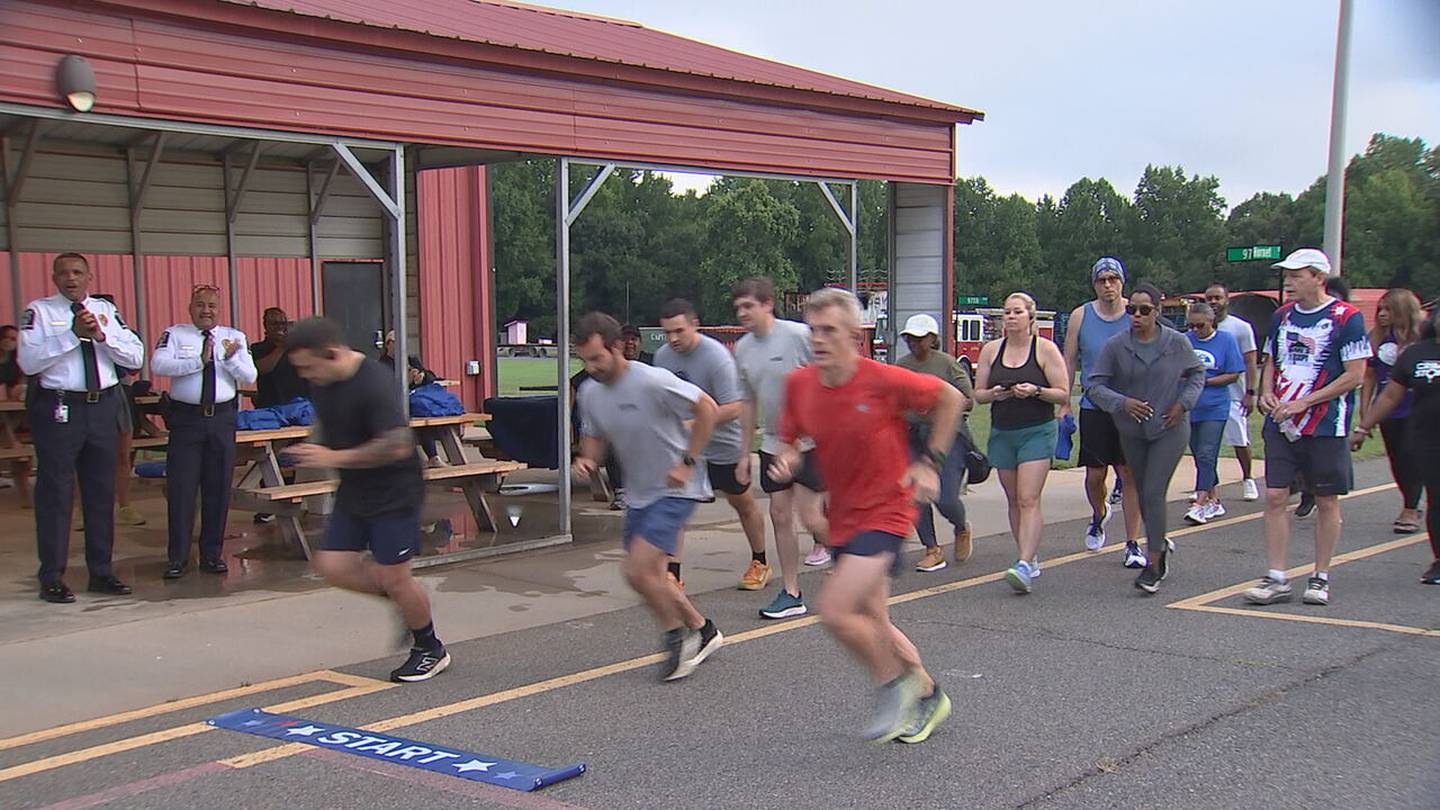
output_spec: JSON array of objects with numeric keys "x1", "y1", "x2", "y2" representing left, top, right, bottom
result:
[
  {"x1": 1241, "y1": 479, "x2": 1260, "y2": 502},
  {"x1": 1184, "y1": 504, "x2": 1209, "y2": 525},
  {"x1": 1084, "y1": 518, "x2": 1107, "y2": 551},
  {"x1": 1123, "y1": 541, "x2": 1148, "y2": 569},
  {"x1": 804, "y1": 545, "x2": 832, "y2": 566},
  {"x1": 1207, "y1": 501, "x2": 1227, "y2": 519}
]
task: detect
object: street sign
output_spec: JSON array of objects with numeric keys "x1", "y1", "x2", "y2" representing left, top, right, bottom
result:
[
  {"x1": 1226, "y1": 245, "x2": 1283, "y2": 262},
  {"x1": 956, "y1": 295, "x2": 989, "y2": 306}
]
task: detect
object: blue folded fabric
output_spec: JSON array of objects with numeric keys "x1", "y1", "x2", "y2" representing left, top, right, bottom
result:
[
  {"x1": 1055, "y1": 413, "x2": 1077, "y2": 460},
  {"x1": 410, "y1": 382, "x2": 464, "y2": 417}
]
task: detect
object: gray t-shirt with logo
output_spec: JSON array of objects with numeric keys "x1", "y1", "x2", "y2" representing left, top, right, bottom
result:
[
  {"x1": 578, "y1": 362, "x2": 712, "y2": 508},
  {"x1": 654, "y1": 334, "x2": 745, "y2": 465},
  {"x1": 734, "y1": 319, "x2": 812, "y2": 454},
  {"x1": 1215, "y1": 313, "x2": 1257, "y2": 401}
]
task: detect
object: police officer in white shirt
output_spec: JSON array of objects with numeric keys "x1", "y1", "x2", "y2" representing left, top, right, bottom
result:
[
  {"x1": 151, "y1": 285, "x2": 257, "y2": 579},
  {"x1": 19, "y1": 253, "x2": 146, "y2": 603}
]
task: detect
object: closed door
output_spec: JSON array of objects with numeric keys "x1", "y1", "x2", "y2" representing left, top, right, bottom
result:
[{"x1": 322, "y1": 262, "x2": 385, "y2": 355}]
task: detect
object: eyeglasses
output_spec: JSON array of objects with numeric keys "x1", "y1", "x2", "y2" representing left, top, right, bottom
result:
[{"x1": 1125, "y1": 304, "x2": 1155, "y2": 316}]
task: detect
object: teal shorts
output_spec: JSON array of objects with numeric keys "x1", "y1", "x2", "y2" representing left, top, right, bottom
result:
[{"x1": 987, "y1": 420, "x2": 1058, "y2": 471}]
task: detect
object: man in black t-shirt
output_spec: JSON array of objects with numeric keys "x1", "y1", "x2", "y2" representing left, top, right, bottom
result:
[
  {"x1": 283, "y1": 317, "x2": 447, "y2": 684},
  {"x1": 249, "y1": 307, "x2": 308, "y2": 407}
]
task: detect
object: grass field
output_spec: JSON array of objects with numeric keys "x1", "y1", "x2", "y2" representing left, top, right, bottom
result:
[{"x1": 498, "y1": 357, "x2": 1387, "y2": 464}]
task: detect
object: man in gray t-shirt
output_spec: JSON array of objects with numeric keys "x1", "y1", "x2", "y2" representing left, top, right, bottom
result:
[
  {"x1": 656, "y1": 298, "x2": 770, "y2": 592},
  {"x1": 572, "y1": 312, "x2": 723, "y2": 682},
  {"x1": 732, "y1": 278, "x2": 830, "y2": 620}
]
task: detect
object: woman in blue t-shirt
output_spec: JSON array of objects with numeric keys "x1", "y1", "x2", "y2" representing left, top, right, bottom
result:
[
  {"x1": 1358, "y1": 288, "x2": 1425, "y2": 533},
  {"x1": 1184, "y1": 302, "x2": 1244, "y2": 525}
]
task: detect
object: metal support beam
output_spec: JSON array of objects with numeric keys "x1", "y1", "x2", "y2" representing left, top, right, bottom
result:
[
  {"x1": 309, "y1": 160, "x2": 340, "y2": 226},
  {"x1": 386, "y1": 147, "x2": 409, "y2": 413},
  {"x1": 568, "y1": 156, "x2": 854, "y2": 187},
  {"x1": 565, "y1": 163, "x2": 615, "y2": 227},
  {"x1": 2, "y1": 134, "x2": 22, "y2": 323},
  {"x1": 225, "y1": 141, "x2": 262, "y2": 225},
  {"x1": 849, "y1": 182, "x2": 859, "y2": 292},
  {"x1": 5, "y1": 120, "x2": 43, "y2": 209},
  {"x1": 556, "y1": 157, "x2": 573, "y2": 537},
  {"x1": 223, "y1": 152, "x2": 240, "y2": 325},
  {"x1": 333, "y1": 143, "x2": 399, "y2": 219},
  {"x1": 305, "y1": 162, "x2": 324, "y2": 315},
  {"x1": 128, "y1": 133, "x2": 167, "y2": 212}
]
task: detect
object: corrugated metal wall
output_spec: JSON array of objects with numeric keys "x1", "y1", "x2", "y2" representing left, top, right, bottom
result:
[
  {"x1": 1, "y1": 252, "x2": 315, "y2": 380},
  {"x1": 416, "y1": 166, "x2": 493, "y2": 410},
  {"x1": 889, "y1": 183, "x2": 949, "y2": 359}
]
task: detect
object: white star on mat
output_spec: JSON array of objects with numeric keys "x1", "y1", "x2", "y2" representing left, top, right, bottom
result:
[
  {"x1": 285, "y1": 725, "x2": 327, "y2": 736},
  {"x1": 451, "y1": 759, "x2": 497, "y2": 773},
  {"x1": 494, "y1": 771, "x2": 519, "y2": 780}
]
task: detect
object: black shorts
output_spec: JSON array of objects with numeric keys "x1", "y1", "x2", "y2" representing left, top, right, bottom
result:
[
  {"x1": 706, "y1": 461, "x2": 749, "y2": 496},
  {"x1": 1078, "y1": 408, "x2": 1126, "y2": 469},
  {"x1": 758, "y1": 450, "x2": 825, "y2": 494},
  {"x1": 320, "y1": 507, "x2": 421, "y2": 565},
  {"x1": 1261, "y1": 422, "x2": 1353, "y2": 496},
  {"x1": 835, "y1": 530, "x2": 904, "y2": 578}
]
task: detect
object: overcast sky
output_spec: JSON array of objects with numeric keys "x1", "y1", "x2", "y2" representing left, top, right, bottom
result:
[{"x1": 551, "y1": 0, "x2": 1439, "y2": 208}]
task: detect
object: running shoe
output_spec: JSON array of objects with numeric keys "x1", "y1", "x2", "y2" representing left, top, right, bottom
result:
[
  {"x1": 863, "y1": 672, "x2": 922, "y2": 743},
  {"x1": 1184, "y1": 504, "x2": 1209, "y2": 525},
  {"x1": 1084, "y1": 516, "x2": 1107, "y2": 551},
  {"x1": 1421, "y1": 560, "x2": 1440, "y2": 585},
  {"x1": 804, "y1": 544, "x2": 832, "y2": 566},
  {"x1": 759, "y1": 589, "x2": 806, "y2": 620},
  {"x1": 916, "y1": 546, "x2": 947, "y2": 572},
  {"x1": 1108, "y1": 479, "x2": 1124, "y2": 506},
  {"x1": 954, "y1": 523, "x2": 973, "y2": 563},
  {"x1": 1004, "y1": 560, "x2": 1035, "y2": 594},
  {"x1": 897, "y1": 686, "x2": 952, "y2": 744},
  {"x1": 1207, "y1": 502, "x2": 1227, "y2": 519},
  {"x1": 1030, "y1": 557, "x2": 1043, "y2": 578},
  {"x1": 691, "y1": 619, "x2": 724, "y2": 666},
  {"x1": 117, "y1": 506, "x2": 147, "y2": 526},
  {"x1": 738, "y1": 560, "x2": 772, "y2": 591},
  {"x1": 609, "y1": 489, "x2": 627, "y2": 511},
  {"x1": 1134, "y1": 564, "x2": 1162, "y2": 594},
  {"x1": 390, "y1": 646, "x2": 450, "y2": 683},
  {"x1": 1294, "y1": 492, "x2": 1316, "y2": 518},
  {"x1": 1301, "y1": 576, "x2": 1330, "y2": 606},
  {"x1": 659, "y1": 627, "x2": 701, "y2": 682},
  {"x1": 1243, "y1": 576, "x2": 1293, "y2": 605},
  {"x1": 1123, "y1": 541, "x2": 1148, "y2": 569},
  {"x1": 1241, "y1": 478, "x2": 1260, "y2": 502}
]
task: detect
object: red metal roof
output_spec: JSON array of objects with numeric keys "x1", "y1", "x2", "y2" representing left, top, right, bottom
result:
[{"x1": 214, "y1": 0, "x2": 981, "y2": 119}]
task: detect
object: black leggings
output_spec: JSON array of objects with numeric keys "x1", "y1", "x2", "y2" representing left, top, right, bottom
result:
[
  {"x1": 1379, "y1": 418, "x2": 1424, "y2": 510},
  {"x1": 1428, "y1": 486, "x2": 1440, "y2": 559}
]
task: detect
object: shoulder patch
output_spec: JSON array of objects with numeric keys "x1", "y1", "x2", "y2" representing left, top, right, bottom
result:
[
  {"x1": 21, "y1": 308, "x2": 36, "y2": 330},
  {"x1": 156, "y1": 331, "x2": 170, "y2": 349}
]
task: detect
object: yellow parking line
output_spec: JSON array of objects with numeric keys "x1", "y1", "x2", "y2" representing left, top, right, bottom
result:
[
  {"x1": 1176, "y1": 604, "x2": 1440, "y2": 637},
  {"x1": 227, "y1": 490, "x2": 1399, "y2": 770},
  {"x1": 0, "y1": 678, "x2": 394, "y2": 783},
  {"x1": 0, "y1": 670, "x2": 387, "y2": 752}
]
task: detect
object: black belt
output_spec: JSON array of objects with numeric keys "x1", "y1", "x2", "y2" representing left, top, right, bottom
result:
[
  {"x1": 43, "y1": 386, "x2": 118, "y2": 405},
  {"x1": 172, "y1": 398, "x2": 237, "y2": 418}
]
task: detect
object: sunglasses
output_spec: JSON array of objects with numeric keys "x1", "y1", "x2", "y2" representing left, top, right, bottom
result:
[{"x1": 1125, "y1": 304, "x2": 1156, "y2": 316}]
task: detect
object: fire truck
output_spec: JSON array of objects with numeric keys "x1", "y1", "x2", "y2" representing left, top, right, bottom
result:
[{"x1": 952, "y1": 306, "x2": 1057, "y2": 379}]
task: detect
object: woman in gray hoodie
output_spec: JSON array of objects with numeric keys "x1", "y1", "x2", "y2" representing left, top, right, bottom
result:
[{"x1": 1085, "y1": 282, "x2": 1205, "y2": 595}]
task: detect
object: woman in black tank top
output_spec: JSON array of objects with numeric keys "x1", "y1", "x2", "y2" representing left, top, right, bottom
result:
[{"x1": 973, "y1": 292, "x2": 1071, "y2": 594}]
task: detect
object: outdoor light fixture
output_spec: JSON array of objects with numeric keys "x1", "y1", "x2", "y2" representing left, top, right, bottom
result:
[{"x1": 56, "y1": 55, "x2": 96, "y2": 113}]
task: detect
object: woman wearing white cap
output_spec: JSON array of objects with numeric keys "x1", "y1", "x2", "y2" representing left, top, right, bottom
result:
[
  {"x1": 897, "y1": 313, "x2": 974, "y2": 572},
  {"x1": 973, "y1": 293, "x2": 1070, "y2": 593}
]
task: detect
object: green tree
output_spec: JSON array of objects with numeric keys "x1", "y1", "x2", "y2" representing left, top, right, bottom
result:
[
  {"x1": 696, "y1": 179, "x2": 801, "y2": 321},
  {"x1": 1126, "y1": 165, "x2": 1226, "y2": 296}
]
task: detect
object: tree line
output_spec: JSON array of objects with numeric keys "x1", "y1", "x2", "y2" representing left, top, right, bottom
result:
[{"x1": 491, "y1": 133, "x2": 1438, "y2": 338}]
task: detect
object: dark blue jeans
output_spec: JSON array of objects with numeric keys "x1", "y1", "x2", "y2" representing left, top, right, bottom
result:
[
  {"x1": 910, "y1": 428, "x2": 967, "y2": 548},
  {"x1": 1190, "y1": 419, "x2": 1226, "y2": 492}
]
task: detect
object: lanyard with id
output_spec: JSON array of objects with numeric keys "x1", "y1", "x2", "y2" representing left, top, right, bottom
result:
[{"x1": 53, "y1": 401, "x2": 69, "y2": 424}]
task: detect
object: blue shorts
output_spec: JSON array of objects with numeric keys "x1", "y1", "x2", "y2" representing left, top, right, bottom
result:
[
  {"x1": 623, "y1": 497, "x2": 697, "y2": 556},
  {"x1": 835, "y1": 530, "x2": 905, "y2": 578},
  {"x1": 320, "y1": 507, "x2": 421, "y2": 565},
  {"x1": 988, "y1": 420, "x2": 1058, "y2": 471}
]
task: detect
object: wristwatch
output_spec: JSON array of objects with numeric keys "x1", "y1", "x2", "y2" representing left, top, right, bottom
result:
[
  {"x1": 681, "y1": 453, "x2": 696, "y2": 467},
  {"x1": 1246, "y1": 389, "x2": 1256, "y2": 395}
]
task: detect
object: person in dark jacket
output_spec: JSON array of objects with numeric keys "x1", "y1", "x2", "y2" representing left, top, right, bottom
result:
[{"x1": 1086, "y1": 282, "x2": 1205, "y2": 595}]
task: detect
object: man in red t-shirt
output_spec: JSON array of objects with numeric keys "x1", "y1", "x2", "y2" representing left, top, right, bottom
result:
[{"x1": 769, "y1": 289, "x2": 962, "y2": 744}]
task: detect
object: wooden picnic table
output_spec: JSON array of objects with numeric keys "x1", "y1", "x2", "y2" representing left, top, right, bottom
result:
[{"x1": 229, "y1": 413, "x2": 513, "y2": 558}]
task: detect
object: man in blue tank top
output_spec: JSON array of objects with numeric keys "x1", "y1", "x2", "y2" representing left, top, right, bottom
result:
[{"x1": 1060, "y1": 257, "x2": 1146, "y2": 567}]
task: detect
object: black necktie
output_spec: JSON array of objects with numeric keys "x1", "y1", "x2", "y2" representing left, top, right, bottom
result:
[
  {"x1": 71, "y1": 302, "x2": 100, "y2": 394},
  {"x1": 201, "y1": 329, "x2": 216, "y2": 410}
]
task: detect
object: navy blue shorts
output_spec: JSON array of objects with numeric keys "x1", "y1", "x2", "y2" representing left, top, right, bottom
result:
[
  {"x1": 320, "y1": 507, "x2": 421, "y2": 565},
  {"x1": 835, "y1": 530, "x2": 905, "y2": 577},
  {"x1": 623, "y1": 497, "x2": 697, "y2": 556}
]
